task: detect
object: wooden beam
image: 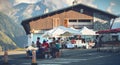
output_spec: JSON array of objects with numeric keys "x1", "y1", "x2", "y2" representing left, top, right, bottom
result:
[{"x1": 110, "y1": 18, "x2": 116, "y2": 29}]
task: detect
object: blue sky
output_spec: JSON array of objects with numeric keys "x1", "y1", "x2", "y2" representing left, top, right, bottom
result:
[
  {"x1": 94, "y1": 0, "x2": 120, "y2": 15},
  {"x1": 11, "y1": 0, "x2": 120, "y2": 28},
  {"x1": 94, "y1": 0, "x2": 111, "y2": 11},
  {"x1": 7, "y1": 0, "x2": 120, "y2": 15},
  {"x1": 0, "y1": 0, "x2": 120, "y2": 22}
]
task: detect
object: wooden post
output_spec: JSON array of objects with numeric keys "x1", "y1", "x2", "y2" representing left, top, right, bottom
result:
[
  {"x1": 3, "y1": 50, "x2": 9, "y2": 65},
  {"x1": 31, "y1": 50, "x2": 37, "y2": 65}
]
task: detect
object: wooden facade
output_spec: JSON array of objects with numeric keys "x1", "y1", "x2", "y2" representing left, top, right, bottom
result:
[
  {"x1": 29, "y1": 10, "x2": 93, "y2": 30},
  {"x1": 21, "y1": 4, "x2": 118, "y2": 34}
]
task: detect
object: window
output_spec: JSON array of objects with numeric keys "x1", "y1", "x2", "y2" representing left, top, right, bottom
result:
[
  {"x1": 80, "y1": 9, "x2": 84, "y2": 13},
  {"x1": 69, "y1": 20, "x2": 77, "y2": 22},
  {"x1": 53, "y1": 18, "x2": 60, "y2": 27},
  {"x1": 78, "y1": 20, "x2": 91, "y2": 22},
  {"x1": 112, "y1": 35, "x2": 118, "y2": 41}
]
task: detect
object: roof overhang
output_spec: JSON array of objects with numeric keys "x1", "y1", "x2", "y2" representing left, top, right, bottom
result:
[
  {"x1": 96, "y1": 28, "x2": 120, "y2": 34},
  {"x1": 21, "y1": 3, "x2": 119, "y2": 35}
]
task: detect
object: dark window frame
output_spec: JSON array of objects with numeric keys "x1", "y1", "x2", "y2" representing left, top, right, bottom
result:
[
  {"x1": 69, "y1": 19, "x2": 77, "y2": 22},
  {"x1": 78, "y1": 20, "x2": 91, "y2": 22}
]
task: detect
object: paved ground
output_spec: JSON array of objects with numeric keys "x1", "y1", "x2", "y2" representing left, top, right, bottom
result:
[
  {"x1": 0, "y1": 49, "x2": 120, "y2": 65},
  {"x1": 0, "y1": 50, "x2": 26, "y2": 55}
]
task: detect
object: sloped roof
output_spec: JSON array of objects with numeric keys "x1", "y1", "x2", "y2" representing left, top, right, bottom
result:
[
  {"x1": 21, "y1": 3, "x2": 119, "y2": 34},
  {"x1": 22, "y1": 3, "x2": 118, "y2": 24}
]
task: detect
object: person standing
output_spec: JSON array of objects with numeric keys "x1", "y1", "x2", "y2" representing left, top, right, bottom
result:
[
  {"x1": 94, "y1": 36, "x2": 99, "y2": 48},
  {"x1": 55, "y1": 40, "x2": 61, "y2": 58},
  {"x1": 71, "y1": 38, "x2": 76, "y2": 44},
  {"x1": 36, "y1": 37, "x2": 41, "y2": 48},
  {"x1": 42, "y1": 40, "x2": 50, "y2": 59},
  {"x1": 36, "y1": 37, "x2": 44, "y2": 58},
  {"x1": 49, "y1": 37, "x2": 57, "y2": 58}
]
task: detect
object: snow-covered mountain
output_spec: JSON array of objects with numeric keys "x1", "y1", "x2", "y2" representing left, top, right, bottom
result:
[
  {"x1": 10, "y1": 1, "x2": 47, "y2": 23},
  {"x1": 8, "y1": 0, "x2": 66, "y2": 23},
  {"x1": 0, "y1": 0, "x2": 67, "y2": 49}
]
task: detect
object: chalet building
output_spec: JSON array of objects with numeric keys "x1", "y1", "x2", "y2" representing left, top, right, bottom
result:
[{"x1": 21, "y1": 4, "x2": 118, "y2": 45}]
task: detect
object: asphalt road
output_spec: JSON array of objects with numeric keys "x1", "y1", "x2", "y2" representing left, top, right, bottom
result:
[{"x1": 0, "y1": 49, "x2": 120, "y2": 65}]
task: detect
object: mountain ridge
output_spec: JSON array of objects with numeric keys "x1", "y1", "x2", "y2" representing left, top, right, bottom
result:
[
  {"x1": 12, "y1": 1, "x2": 47, "y2": 23},
  {"x1": 0, "y1": 12, "x2": 27, "y2": 50}
]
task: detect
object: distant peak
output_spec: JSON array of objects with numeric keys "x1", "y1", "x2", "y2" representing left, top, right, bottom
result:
[{"x1": 13, "y1": 0, "x2": 41, "y2": 6}]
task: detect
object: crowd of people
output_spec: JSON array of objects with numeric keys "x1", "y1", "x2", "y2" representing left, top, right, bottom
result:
[
  {"x1": 26, "y1": 36, "x2": 96, "y2": 59},
  {"x1": 27, "y1": 37, "x2": 61, "y2": 59}
]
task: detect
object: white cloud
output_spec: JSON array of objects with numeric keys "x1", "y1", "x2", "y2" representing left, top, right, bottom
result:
[
  {"x1": 106, "y1": 1, "x2": 120, "y2": 24},
  {"x1": 107, "y1": 2, "x2": 116, "y2": 13},
  {"x1": 14, "y1": 0, "x2": 41, "y2": 5},
  {"x1": 63, "y1": 0, "x2": 97, "y2": 8},
  {"x1": 43, "y1": 0, "x2": 66, "y2": 10},
  {"x1": 42, "y1": 0, "x2": 97, "y2": 11},
  {"x1": 12, "y1": 0, "x2": 97, "y2": 13},
  {"x1": 0, "y1": 0, "x2": 13, "y2": 13},
  {"x1": 63, "y1": 0, "x2": 74, "y2": 5}
]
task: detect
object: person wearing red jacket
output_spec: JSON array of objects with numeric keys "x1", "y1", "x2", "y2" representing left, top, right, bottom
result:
[{"x1": 42, "y1": 40, "x2": 50, "y2": 59}]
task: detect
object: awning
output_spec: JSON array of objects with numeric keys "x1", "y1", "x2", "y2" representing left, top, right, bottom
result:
[
  {"x1": 96, "y1": 28, "x2": 120, "y2": 34},
  {"x1": 80, "y1": 26, "x2": 97, "y2": 35}
]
